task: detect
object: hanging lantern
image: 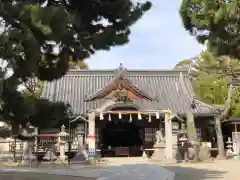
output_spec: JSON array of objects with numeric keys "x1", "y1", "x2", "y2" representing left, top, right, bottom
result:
[
  {"x1": 108, "y1": 113, "x2": 111, "y2": 121},
  {"x1": 118, "y1": 112, "x2": 122, "y2": 119},
  {"x1": 129, "y1": 114, "x2": 132, "y2": 122},
  {"x1": 138, "y1": 113, "x2": 142, "y2": 120},
  {"x1": 148, "y1": 114, "x2": 151, "y2": 123},
  {"x1": 156, "y1": 112, "x2": 160, "y2": 119},
  {"x1": 100, "y1": 112, "x2": 104, "y2": 120}
]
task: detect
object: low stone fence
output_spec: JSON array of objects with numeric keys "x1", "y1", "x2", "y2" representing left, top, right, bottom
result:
[
  {"x1": 0, "y1": 138, "x2": 22, "y2": 151},
  {"x1": 0, "y1": 138, "x2": 23, "y2": 162}
]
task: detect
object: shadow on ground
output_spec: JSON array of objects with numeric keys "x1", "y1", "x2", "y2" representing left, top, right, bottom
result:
[{"x1": 165, "y1": 165, "x2": 227, "y2": 180}]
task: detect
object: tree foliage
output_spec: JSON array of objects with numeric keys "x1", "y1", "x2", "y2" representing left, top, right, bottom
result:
[
  {"x1": 176, "y1": 52, "x2": 240, "y2": 158},
  {"x1": 174, "y1": 59, "x2": 193, "y2": 69},
  {"x1": 0, "y1": 0, "x2": 151, "y2": 134},
  {"x1": 179, "y1": 0, "x2": 240, "y2": 59},
  {"x1": 0, "y1": 126, "x2": 11, "y2": 138},
  {"x1": 69, "y1": 57, "x2": 89, "y2": 70},
  {"x1": 1, "y1": 82, "x2": 72, "y2": 129},
  {"x1": 0, "y1": 0, "x2": 151, "y2": 81},
  {"x1": 191, "y1": 51, "x2": 240, "y2": 118}
]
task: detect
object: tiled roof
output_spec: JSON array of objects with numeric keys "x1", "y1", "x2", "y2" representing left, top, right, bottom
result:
[{"x1": 40, "y1": 68, "x2": 214, "y2": 116}]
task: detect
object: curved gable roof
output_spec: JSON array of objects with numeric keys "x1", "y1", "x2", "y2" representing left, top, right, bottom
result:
[{"x1": 85, "y1": 66, "x2": 154, "y2": 101}]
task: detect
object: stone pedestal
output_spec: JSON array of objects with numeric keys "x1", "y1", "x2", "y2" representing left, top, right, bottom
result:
[
  {"x1": 186, "y1": 140, "x2": 201, "y2": 162},
  {"x1": 171, "y1": 132, "x2": 178, "y2": 162},
  {"x1": 198, "y1": 145, "x2": 211, "y2": 161},
  {"x1": 86, "y1": 156, "x2": 96, "y2": 165},
  {"x1": 151, "y1": 143, "x2": 166, "y2": 162},
  {"x1": 43, "y1": 150, "x2": 57, "y2": 161},
  {"x1": 21, "y1": 140, "x2": 36, "y2": 165},
  {"x1": 59, "y1": 142, "x2": 67, "y2": 161}
]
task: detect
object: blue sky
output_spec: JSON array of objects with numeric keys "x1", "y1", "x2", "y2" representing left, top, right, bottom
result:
[{"x1": 85, "y1": 0, "x2": 203, "y2": 70}]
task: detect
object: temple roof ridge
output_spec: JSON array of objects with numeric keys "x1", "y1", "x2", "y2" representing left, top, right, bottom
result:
[
  {"x1": 85, "y1": 64, "x2": 154, "y2": 102},
  {"x1": 65, "y1": 64, "x2": 189, "y2": 76}
]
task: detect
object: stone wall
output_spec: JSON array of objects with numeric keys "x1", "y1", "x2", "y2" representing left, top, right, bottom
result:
[{"x1": 0, "y1": 138, "x2": 13, "y2": 161}]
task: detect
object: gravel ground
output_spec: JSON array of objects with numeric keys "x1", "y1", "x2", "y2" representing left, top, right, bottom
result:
[{"x1": 0, "y1": 172, "x2": 96, "y2": 180}]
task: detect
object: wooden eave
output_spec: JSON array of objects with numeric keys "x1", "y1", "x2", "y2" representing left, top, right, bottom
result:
[{"x1": 222, "y1": 118, "x2": 240, "y2": 125}]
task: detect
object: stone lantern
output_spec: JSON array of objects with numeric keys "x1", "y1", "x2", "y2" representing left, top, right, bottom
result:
[
  {"x1": 57, "y1": 125, "x2": 69, "y2": 161},
  {"x1": 20, "y1": 122, "x2": 37, "y2": 166},
  {"x1": 226, "y1": 137, "x2": 233, "y2": 157}
]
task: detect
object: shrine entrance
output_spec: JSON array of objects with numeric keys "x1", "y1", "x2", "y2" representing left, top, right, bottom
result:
[
  {"x1": 91, "y1": 107, "x2": 174, "y2": 160},
  {"x1": 98, "y1": 106, "x2": 144, "y2": 157},
  {"x1": 101, "y1": 120, "x2": 143, "y2": 157}
]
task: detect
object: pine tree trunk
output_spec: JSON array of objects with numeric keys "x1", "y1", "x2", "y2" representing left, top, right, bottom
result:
[
  {"x1": 215, "y1": 83, "x2": 233, "y2": 159},
  {"x1": 215, "y1": 116, "x2": 225, "y2": 159},
  {"x1": 186, "y1": 111, "x2": 200, "y2": 162}
]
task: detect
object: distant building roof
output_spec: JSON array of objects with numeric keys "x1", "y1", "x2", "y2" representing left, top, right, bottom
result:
[
  {"x1": 223, "y1": 118, "x2": 240, "y2": 125},
  {"x1": 40, "y1": 66, "x2": 214, "y2": 116}
]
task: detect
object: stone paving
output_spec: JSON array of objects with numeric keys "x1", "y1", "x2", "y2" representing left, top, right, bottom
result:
[
  {"x1": 97, "y1": 164, "x2": 175, "y2": 180},
  {"x1": 0, "y1": 164, "x2": 175, "y2": 180},
  {"x1": 2, "y1": 158, "x2": 240, "y2": 180}
]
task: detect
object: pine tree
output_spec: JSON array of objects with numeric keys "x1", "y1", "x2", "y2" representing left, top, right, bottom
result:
[
  {"x1": 179, "y1": 1, "x2": 240, "y2": 59},
  {"x1": 0, "y1": 0, "x2": 151, "y2": 133},
  {"x1": 68, "y1": 57, "x2": 89, "y2": 70}
]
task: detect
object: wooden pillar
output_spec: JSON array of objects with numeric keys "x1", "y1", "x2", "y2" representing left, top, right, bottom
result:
[
  {"x1": 88, "y1": 111, "x2": 96, "y2": 157},
  {"x1": 164, "y1": 112, "x2": 173, "y2": 161}
]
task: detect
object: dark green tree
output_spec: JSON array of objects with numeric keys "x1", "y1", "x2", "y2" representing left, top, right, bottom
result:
[
  {"x1": 179, "y1": 1, "x2": 240, "y2": 59},
  {"x1": 68, "y1": 57, "x2": 89, "y2": 70},
  {"x1": 0, "y1": 0, "x2": 151, "y2": 81},
  {"x1": 0, "y1": 0, "x2": 151, "y2": 134}
]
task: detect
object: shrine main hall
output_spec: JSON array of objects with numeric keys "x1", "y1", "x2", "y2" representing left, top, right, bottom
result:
[{"x1": 41, "y1": 64, "x2": 215, "y2": 158}]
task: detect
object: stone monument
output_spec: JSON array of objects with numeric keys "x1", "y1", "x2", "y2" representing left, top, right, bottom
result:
[
  {"x1": 20, "y1": 122, "x2": 37, "y2": 165},
  {"x1": 57, "y1": 125, "x2": 69, "y2": 161}
]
